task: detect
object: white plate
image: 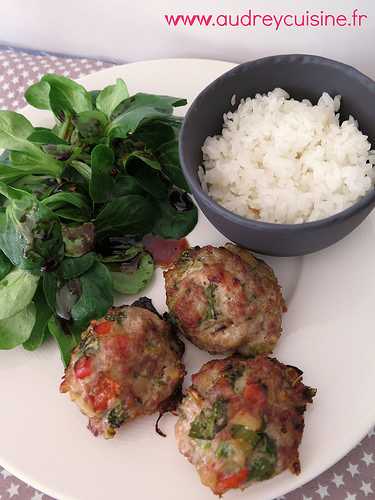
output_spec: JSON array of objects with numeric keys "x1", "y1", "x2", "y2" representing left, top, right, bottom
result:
[{"x1": 1, "y1": 58, "x2": 374, "y2": 500}]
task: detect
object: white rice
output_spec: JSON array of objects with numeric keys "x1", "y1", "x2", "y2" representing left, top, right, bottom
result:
[{"x1": 199, "y1": 88, "x2": 375, "y2": 224}]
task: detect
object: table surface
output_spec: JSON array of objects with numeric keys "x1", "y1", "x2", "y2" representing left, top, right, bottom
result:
[{"x1": 0, "y1": 45, "x2": 374, "y2": 500}]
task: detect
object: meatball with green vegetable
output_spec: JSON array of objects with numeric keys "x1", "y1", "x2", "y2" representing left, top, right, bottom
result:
[
  {"x1": 60, "y1": 300, "x2": 185, "y2": 438},
  {"x1": 164, "y1": 244, "x2": 286, "y2": 355},
  {"x1": 176, "y1": 356, "x2": 316, "y2": 495}
]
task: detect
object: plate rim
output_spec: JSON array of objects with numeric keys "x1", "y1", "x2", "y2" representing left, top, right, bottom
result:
[{"x1": 0, "y1": 56, "x2": 373, "y2": 500}]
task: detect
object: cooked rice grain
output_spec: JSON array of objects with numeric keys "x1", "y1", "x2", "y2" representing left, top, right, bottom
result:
[{"x1": 199, "y1": 88, "x2": 375, "y2": 224}]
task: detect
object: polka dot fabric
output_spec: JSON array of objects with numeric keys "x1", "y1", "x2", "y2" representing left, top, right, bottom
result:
[
  {"x1": 0, "y1": 45, "x2": 373, "y2": 500},
  {"x1": 0, "y1": 46, "x2": 113, "y2": 111}
]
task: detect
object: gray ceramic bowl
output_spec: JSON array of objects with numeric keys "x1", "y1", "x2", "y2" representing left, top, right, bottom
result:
[{"x1": 180, "y1": 54, "x2": 375, "y2": 256}]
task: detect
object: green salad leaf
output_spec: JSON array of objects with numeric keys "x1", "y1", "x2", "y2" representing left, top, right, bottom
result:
[
  {"x1": 0, "y1": 303, "x2": 36, "y2": 349},
  {"x1": 90, "y1": 144, "x2": 115, "y2": 203},
  {"x1": 0, "y1": 74, "x2": 197, "y2": 363},
  {"x1": 23, "y1": 285, "x2": 52, "y2": 351},
  {"x1": 109, "y1": 252, "x2": 154, "y2": 295},
  {"x1": 0, "y1": 183, "x2": 64, "y2": 272},
  {"x1": 95, "y1": 194, "x2": 155, "y2": 239},
  {"x1": 25, "y1": 81, "x2": 51, "y2": 110},
  {"x1": 153, "y1": 199, "x2": 198, "y2": 239},
  {"x1": 0, "y1": 251, "x2": 12, "y2": 280},
  {"x1": 0, "y1": 268, "x2": 39, "y2": 320},
  {"x1": 42, "y1": 74, "x2": 93, "y2": 116},
  {"x1": 96, "y1": 78, "x2": 129, "y2": 118},
  {"x1": 71, "y1": 261, "x2": 113, "y2": 328},
  {"x1": 48, "y1": 316, "x2": 77, "y2": 367}
]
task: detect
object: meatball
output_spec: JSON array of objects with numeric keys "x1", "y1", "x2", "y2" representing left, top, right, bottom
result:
[
  {"x1": 164, "y1": 244, "x2": 286, "y2": 355},
  {"x1": 176, "y1": 356, "x2": 316, "y2": 495},
  {"x1": 60, "y1": 302, "x2": 185, "y2": 438}
]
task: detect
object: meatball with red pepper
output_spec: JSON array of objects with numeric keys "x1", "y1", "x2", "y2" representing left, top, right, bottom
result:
[
  {"x1": 164, "y1": 244, "x2": 286, "y2": 355},
  {"x1": 176, "y1": 356, "x2": 316, "y2": 495},
  {"x1": 60, "y1": 301, "x2": 185, "y2": 438}
]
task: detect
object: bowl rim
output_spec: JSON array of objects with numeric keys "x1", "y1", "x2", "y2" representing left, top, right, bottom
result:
[{"x1": 180, "y1": 53, "x2": 375, "y2": 231}]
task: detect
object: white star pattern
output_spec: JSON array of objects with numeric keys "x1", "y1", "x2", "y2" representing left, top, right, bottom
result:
[
  {"x1": 0, "y1": 469, "x2": 11, "y2": 479},
  {"x1": 360, "y1": 481, "x2": 373, "y2": 497},
  {"x1": 6, "y1": 483, "x2": 19, "y2": 498},
  {"x1": 302, "y1": 496, "x2": 312, "y2": 500},
  {"x1": 30, "y1": 492, "x2": 44, "y2": 500},
  {"x1": 346, "y1": 462, "x2": 360, "y2": 477},
  {"x1": 344, "y1": 493, "x2": 357, "y2": 500},
  {"x1": 332, "y1": 472, "x2": 345, "y2": 488},
  {"x1": 361, "y1": 452, "x2": 374, "y2": 466},
  {"x1": 315, "y1": 484, "x2": 329, "y2": 498}
]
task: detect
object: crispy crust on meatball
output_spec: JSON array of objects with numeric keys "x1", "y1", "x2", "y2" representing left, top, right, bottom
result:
[
  {"x1": 176, "y1": 356, "x2": 316, "y2": 495},
  {"x1": 164, "y1": 244, "x2": 286, "y2": 355},
  {"x1": 60, "y1": 304, "x2": 185, "y2": 438}
]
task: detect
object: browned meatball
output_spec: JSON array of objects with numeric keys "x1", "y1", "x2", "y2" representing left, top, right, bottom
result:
[
  {"x1": 176, "y1": 356, "x2": 316, "y2": 495},
  {"x1": 60, "y1": 302, "x2": 185, "y2": 438},
  {"x1": 164, "y1": 244, "x2": 286, "y2": 355}
]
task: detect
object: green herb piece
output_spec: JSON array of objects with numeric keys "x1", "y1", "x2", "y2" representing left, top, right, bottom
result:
[
  {"x1": 107, "y1": 401, "x2": 127, "y2": 428},
  {"x1": 109, "y1": 252, "x2": 154, "y2": 295},
  {"x1": 79, "y1": 332, "x2": 99, "y2": 356},
  {"x1": 204, "y1": 283, "x2": 217, "y2": 320},
  {"x1": 248, "y1": 433, "x2": 277, "y2": 481},
  {"x1": 23, "y1": 285, "x2": 52, "y2": 351},
  {"x1": 0, "y1": 268, "x2": 39, "y2": 320},
  {"x1": 0, "y1": 303, "x2": 36, "y2": 349},
  {"x1": 189, "y1": 399, "x2": 228, "y2": 440},
  {"x1": 96, "y1": 79, "x2": 129, "y2": 118},
  {"x1": 62, "y1": 223, "x2": 95, "y2": 257},
  {"x1": 230, "y1": 425, "x2": 261, "y2": 447},
  {"x1": 89, "y1": 144, "x2": 115, "y2": 203},
  {"x1": 216, "y1": 442, "x2": 233, "y2": 459},
  {"x1": 225, "y1": 364, "x2": 245, "y2": 388},
  {"x1": 48, "y1": 316, "x2": 78, "y2": 367},
  {"x1": 0, "y1": 183, "x2": 64, "y2": 272}
]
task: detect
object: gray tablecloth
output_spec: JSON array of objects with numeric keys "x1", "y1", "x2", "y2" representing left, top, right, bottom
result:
[{"x1": 0, "y1": 45, "x2": 374, "y2": 500}]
